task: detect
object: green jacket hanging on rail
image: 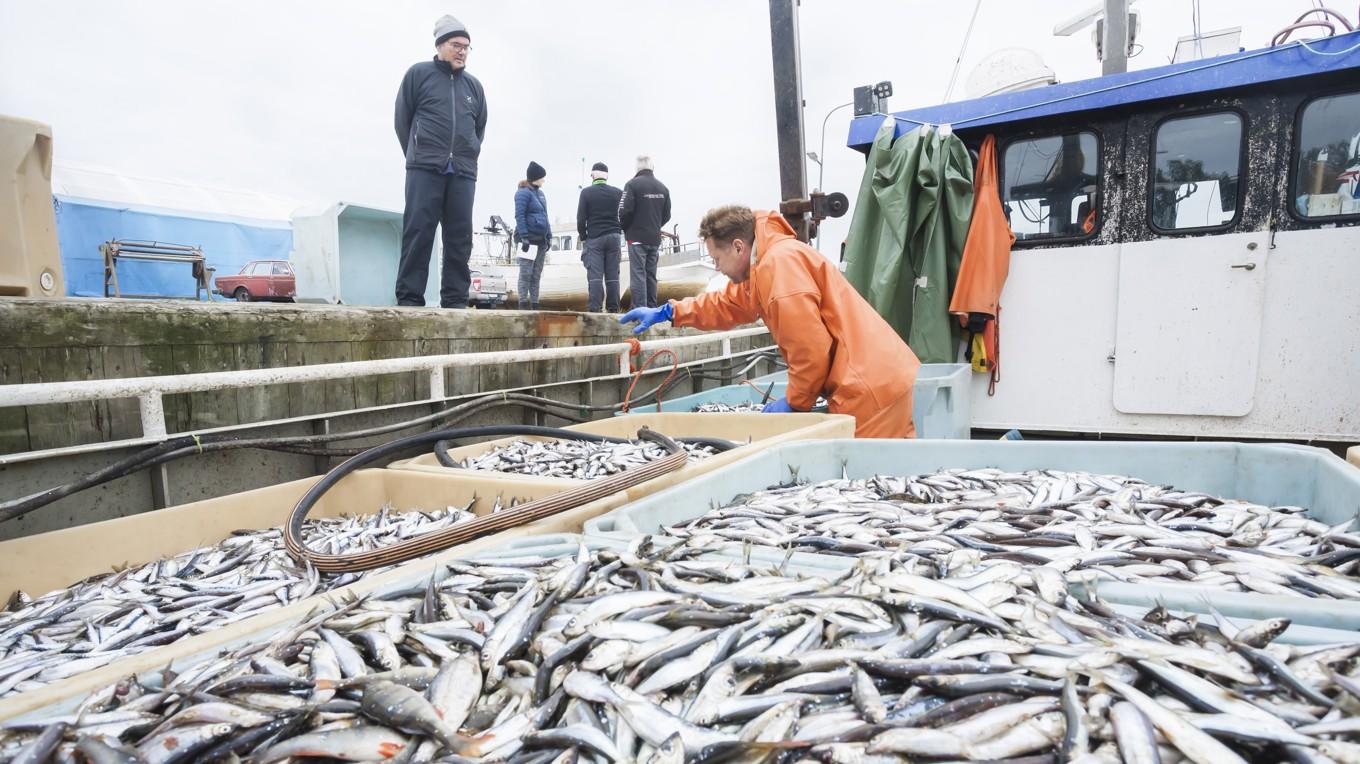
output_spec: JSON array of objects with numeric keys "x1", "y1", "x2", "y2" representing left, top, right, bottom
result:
[{"x1": 843, "y1": 120, "x2": 974, "y2": 364}]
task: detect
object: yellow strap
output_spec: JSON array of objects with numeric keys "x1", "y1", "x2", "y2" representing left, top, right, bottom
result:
[{"x1": 970, "y1": 333, "x2": 989, "y2": 373}]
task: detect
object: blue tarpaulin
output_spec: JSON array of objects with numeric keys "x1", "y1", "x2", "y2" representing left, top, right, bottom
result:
[{"x1": 53, "y1": 196, "x2": 293, "y2": 299}]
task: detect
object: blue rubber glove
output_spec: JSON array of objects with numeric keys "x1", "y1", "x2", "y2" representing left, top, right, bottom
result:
[
  {"x1": 619, "y1": 302, "x2": 673, "y2": 335},
  {"x1": 762, "y1": 396, "x2": 795, "y2": 414}
]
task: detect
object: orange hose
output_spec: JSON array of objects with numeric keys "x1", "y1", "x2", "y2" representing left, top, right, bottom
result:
[{"x1": 622, "y1": 346, "x2": 679, "y2": 413}]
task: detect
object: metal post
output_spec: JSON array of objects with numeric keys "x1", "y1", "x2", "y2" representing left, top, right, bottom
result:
[
  {"x1": 816, "y1": 101, "x2": 854, "y2": 252},
  {"x1": 428, "y1": 367, "x2": 446, "y2": 401},
  {"x1": 138, "y1": 391, "x2": 167, "y2": 439},
  {"x1": 150, "y1": 464, "x2": 171, "y2": 510},
  {"x1": 769, "y1": 0, "x2": 810, "y2": 241},
  {"x1": 1102, "y1": 0, "x2": 1129, "y2": 75}
]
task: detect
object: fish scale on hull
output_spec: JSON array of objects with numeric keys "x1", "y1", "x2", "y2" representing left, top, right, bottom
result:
[
  {"x1": 458, "y1": 439, "x2": 718, "y2": 480},
  {"x1": 1, "y1": 540, "x2": 1358, "y2": 763},
  {"x1": 0, "y1": 501, "x2": 518, "y2": 700},
  {"x1": 657, "y1": 467, "x2": 1360, "y2": 600}
]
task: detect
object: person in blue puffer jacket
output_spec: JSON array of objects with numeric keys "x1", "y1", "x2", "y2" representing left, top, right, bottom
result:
[{"x1": 513, "y1": 161, "x2": 550, "y2": 310}]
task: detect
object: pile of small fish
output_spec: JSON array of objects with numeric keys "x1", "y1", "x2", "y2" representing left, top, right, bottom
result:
[
  {"x1": 661, "y1": 468, "x2": 1360, "y2": 601},
  {"x1": 3, "y1": 539, "x2": 1360, "y2": 763},
  {"x1": 458, "y1": 439, "x2": 717, "y2": 480},
  {"x1": 0, "y1": 503, "x2": 501, "y2": 699},
  {"x1": 691, "y1": 402, "x2": 767, "y2": 413},
  {"x1": 689, "y1": 396, "x2": 827, "y2": 414}
]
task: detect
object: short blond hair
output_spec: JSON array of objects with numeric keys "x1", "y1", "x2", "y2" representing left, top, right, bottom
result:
[{"x1": 698, "y1": 205, "x2": 755, "y2": 246}]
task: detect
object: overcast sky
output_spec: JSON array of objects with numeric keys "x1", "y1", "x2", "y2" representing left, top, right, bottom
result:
[{"x1": 0, "y1": 0, "x2": 1313, "y2": 254}]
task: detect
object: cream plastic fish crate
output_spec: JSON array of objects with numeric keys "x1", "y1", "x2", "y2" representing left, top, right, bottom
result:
[
  {"x1": 0, "y1": 530, "x2": 908, "y2": 725},
  {"x1": 0, "y1": 471, "x2": 632, "y2": 722},
  {"x1": 583, "y1": 439, "x2": 1360, "y2": 633},
  {"x1": 0, "y1": 532, "x2": 617, "y2": 724},
  {"x1": 384, "y1": 412, "x2": 854, "y2": 498}
]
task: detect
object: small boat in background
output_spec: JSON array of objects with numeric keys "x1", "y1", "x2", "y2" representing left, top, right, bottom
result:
[{"x1": 472, "y1": 221, "x2": 720, "y2": 311}]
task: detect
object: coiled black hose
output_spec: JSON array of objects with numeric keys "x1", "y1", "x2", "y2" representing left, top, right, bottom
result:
[{"x1": 284, "y1": 426, "x2": 690, "y2": 572}]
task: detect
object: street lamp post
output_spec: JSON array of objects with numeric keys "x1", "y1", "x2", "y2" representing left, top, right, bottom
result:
[
  {"x1": 817, "y1": 101, "x2": 855, "y2": 193},
  {"x1": 807, "y1": 102, "x2": 854, "y2": 251}
]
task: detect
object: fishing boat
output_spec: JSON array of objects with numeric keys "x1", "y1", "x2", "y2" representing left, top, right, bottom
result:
[{"x1": 848, "y1": 21, "x2": 1360, "y2": 446}]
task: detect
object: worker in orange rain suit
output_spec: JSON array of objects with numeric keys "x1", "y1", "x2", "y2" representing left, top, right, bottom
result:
[{"x1": 620, "y1": 205, "x2": 921, "y2": 438}]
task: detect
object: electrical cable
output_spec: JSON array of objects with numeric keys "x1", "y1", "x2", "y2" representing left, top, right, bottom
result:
[
  {"x1": 0, "y1": 384, "x2": 656, "y2": 523},
  {"x1": 0, "y1": 366, "x2": 742, "y2": 523}
]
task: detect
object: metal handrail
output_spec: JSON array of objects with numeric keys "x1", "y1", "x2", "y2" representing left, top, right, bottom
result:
[{"x1": 0, "y1": 327, "x2": 770, "y2": 440}]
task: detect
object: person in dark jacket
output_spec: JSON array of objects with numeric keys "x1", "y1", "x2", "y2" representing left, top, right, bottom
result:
[
  {"x1": 575, "y1": 162, "x2": 623, "y2": 313},
  {"x1": 513, "y1": 162, "x2": 550, "y2": 310},
  {"x1": 619, "y1": 155, "x2": 671, "y2": 309},
  {"x1": 393, "y1": 14, "x2": 488, "y2": 308}
]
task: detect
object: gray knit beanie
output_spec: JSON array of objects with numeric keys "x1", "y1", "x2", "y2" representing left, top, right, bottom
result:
[{"x1": 434, "y1": 15, "x2": 469, "y2": 46}]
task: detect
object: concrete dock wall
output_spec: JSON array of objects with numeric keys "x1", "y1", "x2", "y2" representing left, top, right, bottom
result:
[
  {"x1": 0, "y1": 298, "x2": 750, "y2": 454},
  {"x1": 0, "y1": 298, "x2": 775, "y2": 540}
]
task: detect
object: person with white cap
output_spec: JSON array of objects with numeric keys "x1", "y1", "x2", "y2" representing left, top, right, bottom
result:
[
  {"x1": 619, "y1": 155, "x2": 671, "y2": 310},
  {"x1": 393, "y1": 14, "x2": 487, "y2": 308},
  {"x1": 575, "y1": 162, "x2": 623, "y2": 312}
]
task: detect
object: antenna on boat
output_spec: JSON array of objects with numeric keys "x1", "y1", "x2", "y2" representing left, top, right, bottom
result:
[{"x1": 1054, "y1": 0, "x2": 1139, "y2": 75}]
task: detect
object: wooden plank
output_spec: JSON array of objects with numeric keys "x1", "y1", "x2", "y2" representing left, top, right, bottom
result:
[
  {"x1": 413, "y1": 338, "x2": 449, "y2": 400},
  {"x1": 235, "y1": 341, "x2": 300, "y2": 425},
  {"x1": 101, "y1": 344, "x2": 175, "y2": 440},
  {"x1": 446, "y1": 338, "x2": 479, "y2": 399},
  {"x1": 353, "y1": 340, "x2": 416, "y2": 409},
  {"x1": 170, "y1": 344, "x2": 240, "y2": 432},
  {"x1": 19, "y1": 348, "x2": 110, "y2": 450},
  {"x1": 0, "y1": 351, "x2": 30, "y2": 454},
  {"x1": 303, "y1": 342, "x2": 356, "y2": 416},
  {"x1": 476, "y1": 338, "x2": 512, "y2": 396}
]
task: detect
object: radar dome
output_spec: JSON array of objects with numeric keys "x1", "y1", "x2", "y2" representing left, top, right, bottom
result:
[{"x1": 965, "y1": 49, "x2": 1057, "y2": 99}]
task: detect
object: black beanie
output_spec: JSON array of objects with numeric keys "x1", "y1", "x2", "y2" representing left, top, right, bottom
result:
[
  {"x1": 591, "y1": 162, "x2": 608, "y2": 173},
  {"x1": 526, "y1": 161, "x2": 546, "y2": 182}
]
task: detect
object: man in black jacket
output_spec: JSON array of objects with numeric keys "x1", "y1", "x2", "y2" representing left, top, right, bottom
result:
[
  {"x1": 393, "y1": 14, "x2": 487, "y2": 308},
  {"x1": 619, "y1": 155, "x2": 671, "y2": 309},
  {"x1": 575, "y1": 162, "x2": 623, "y2": 312}
]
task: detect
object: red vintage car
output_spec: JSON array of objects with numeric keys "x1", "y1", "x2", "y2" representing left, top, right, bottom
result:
[{"x1": 214, "y1": 260, "x2": 296, "y2": 302}]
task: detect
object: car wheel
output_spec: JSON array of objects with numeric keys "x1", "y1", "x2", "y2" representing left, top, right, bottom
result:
[{"x1": 234, "y1": 287, "x2": 252, "y2": 302}]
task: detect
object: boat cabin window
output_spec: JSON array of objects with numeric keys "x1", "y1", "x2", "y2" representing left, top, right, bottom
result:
[
  {"x1": 1293, "y1": 91, "x2": 1360, "y2": 220},
  {"x1": 1151, "y1": 112, "x2": 1244, "y2": 232},
  {"x1": 1001, "y1": 132, "x2": 1099, "y2": 242}
]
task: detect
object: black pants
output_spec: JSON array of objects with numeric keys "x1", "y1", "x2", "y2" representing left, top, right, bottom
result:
[
  {"x1": 396, "y1": 169, "x2": 476, "y2": 307},
  {"x1": 627, "y1": 241, "x2": 660, "y2": 309},
  {"x1": 582, "y1": 233, "x2": 621, "y2": 312}
]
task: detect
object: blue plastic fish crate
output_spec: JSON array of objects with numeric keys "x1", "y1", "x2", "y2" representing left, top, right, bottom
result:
[
  {"x1": 584, "y1": 439, "x2": 1360, "y2": 632},
  {"x1": 628, "y1": 363, "x2": 972, "y2": 439},
  {"x1": 616, "y1": 383, "x2": 780, "y2": 414},
  {"x1": 911, "y1": 363, "x2": 971, "y2": 440}
]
